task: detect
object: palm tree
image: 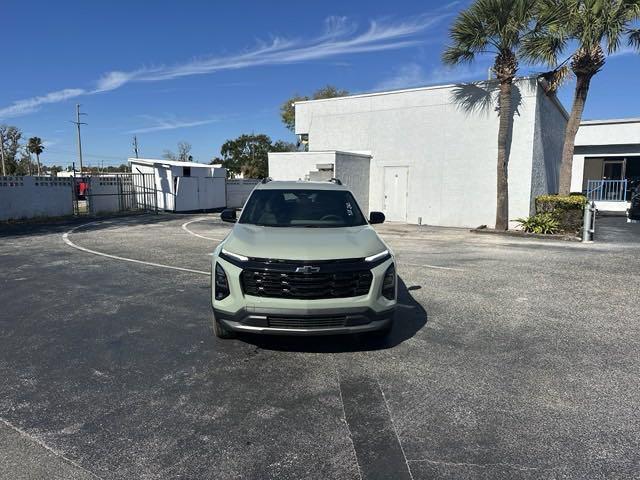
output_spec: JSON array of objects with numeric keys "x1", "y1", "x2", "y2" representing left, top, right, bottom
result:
[
  {"x1": 523, "y1": 0, "x2": 640, "y2": 195},
  {"x1": 443, "y1": 0, "x2": 537, "y2": 230},
  {"x1": 27, "y1": 137, "x2": 45, "y2": 176}
]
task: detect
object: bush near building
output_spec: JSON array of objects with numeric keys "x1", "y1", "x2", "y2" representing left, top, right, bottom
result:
[{"x1": 535, "y1": 194, "x2": 588, "y2": 233}]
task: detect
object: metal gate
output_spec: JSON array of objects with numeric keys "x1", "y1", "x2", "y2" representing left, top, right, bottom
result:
[{"x1": 72, "y1": 173, "x2": 157, "y2": 216}]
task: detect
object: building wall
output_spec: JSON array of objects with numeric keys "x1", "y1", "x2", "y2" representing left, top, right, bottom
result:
[
  {"x1": 530, "y1": 87, "x2": 567, "y2": 206},
  {"x1": 295, "y1": 78, "x2": 557, "y2": 227},
  {"x1": 576, "y1": 119, "x2": 640, "y2": 146},
  {"x1": 334, "y1": 153, "x2": 371, "y2": 215},
  {"x1": 268, "y1": 151, "x2": 337, "y2": 181}
]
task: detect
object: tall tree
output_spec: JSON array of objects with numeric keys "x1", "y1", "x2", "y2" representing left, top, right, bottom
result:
[
  {"x1": 523, "y1": 0, "x2": 640, "y2": 194},
  {"x1": 27, "y1": 137, "x2": 44, "y2": 175},
  {"x1": 443, "y1": 0, "x2": 537, "y2": 230},
  {"x1": 0, "y1": 125, "x2": 23, "y2": 174},
  {"x1": 280, "y1": 85, "x2": 349, "y2": 132}
]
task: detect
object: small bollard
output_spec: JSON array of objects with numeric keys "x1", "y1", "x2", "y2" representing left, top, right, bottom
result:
[{"x1": 582, "y1": 201, "x2": 595, "y2": 242}]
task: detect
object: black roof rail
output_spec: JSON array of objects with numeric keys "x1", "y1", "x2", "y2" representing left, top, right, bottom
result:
[
  {"x1": 328, "y1": 178, "x2": 342, "y2": 185},
  {"x1": 261, "y1": 177, "x2": 273, "y2": 184}
]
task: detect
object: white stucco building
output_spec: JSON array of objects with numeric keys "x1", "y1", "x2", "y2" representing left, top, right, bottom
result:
[
  {"x1": 269, "y1": 77, "x2": 568, "y2": 228},
  {"x1": 571, "y1": 118, "x2": 640, "y2": 212},
  {"x1": 128, "y1": 158, "x2": 226, "y2": 212}
]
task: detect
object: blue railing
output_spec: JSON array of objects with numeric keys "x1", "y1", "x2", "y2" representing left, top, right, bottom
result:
[{"x1": 586, "y1": 179, "x2": 628, "y2": 202}]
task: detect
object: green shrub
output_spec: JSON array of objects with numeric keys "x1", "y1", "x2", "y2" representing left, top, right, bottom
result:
[
  {"x1": 515, "y1": 213, "x2": 560, "y2": 234},
  {"x1": 535, "y1": 194, "x2": 588, "y2": 212},
  {"x1": 535, "y1": 194, "x2": 587, "y2": 233}
]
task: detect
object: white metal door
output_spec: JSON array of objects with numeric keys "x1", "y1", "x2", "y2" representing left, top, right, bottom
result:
[{"x1": 383, "y1": 167, "x2": 408, "y2": 222}]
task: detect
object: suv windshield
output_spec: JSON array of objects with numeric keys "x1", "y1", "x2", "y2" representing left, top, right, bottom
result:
[{"x1": 239, "y1": 189, "x2": 367, "y2": 227}]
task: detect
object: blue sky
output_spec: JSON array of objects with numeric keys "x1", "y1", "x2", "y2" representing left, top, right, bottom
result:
[{"x1": 1, "y1": 0, "x2": 639, "y2": 168}]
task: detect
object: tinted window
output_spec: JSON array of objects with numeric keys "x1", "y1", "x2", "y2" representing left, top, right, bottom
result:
[{"x1": 239, "y1": 189, "x2": 366, "y2": 227}]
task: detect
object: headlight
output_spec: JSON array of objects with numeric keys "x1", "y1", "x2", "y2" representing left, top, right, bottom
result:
[
  {"x1": 365, "y1": 250, "x2": 390, "y2": 262},
  {"x1": 381, "y1": 264, "x2": 396, "y2": 300},
  {"x1": 214, "y1": 263, "x2": 230, "y2": 300},
  {"x1": 221, "y1": 248, "x2": 248, "y2": 262}
]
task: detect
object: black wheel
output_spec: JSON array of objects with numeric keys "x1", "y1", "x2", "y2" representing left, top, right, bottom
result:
[{"x1": 212, "y1": 312, "x2": 235, "y2": 339}]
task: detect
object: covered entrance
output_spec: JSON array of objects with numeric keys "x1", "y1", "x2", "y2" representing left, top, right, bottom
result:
[
  {"x1": 583, "y1": 156, "x2": 640, "y2": 206},
  {"x1": 572, "y1": 118, "x2": 640, "y2": 213}
]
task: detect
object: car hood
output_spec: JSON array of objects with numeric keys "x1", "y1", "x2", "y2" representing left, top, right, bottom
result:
[{"x1": 223, "y1": 224, "x2": 387, "y2": 260}]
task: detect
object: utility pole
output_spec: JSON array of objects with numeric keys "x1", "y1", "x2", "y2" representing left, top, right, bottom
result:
[
  {"x1": 132, "y1": 136, "x2": 139, "y2": 158},
  {"x1": 0, "y1": 130, "x2": 6, "y2": 176},
  {"x1": 71, "y1": 104, "x2": 88, "y2": 174}
]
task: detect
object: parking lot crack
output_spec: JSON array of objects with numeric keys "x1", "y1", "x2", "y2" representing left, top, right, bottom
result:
[{"x1": 376, "y1": 379, "x2": 415, "y2": 480}]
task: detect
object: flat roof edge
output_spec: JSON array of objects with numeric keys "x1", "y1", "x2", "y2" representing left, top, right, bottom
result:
[
  {"x1": 294, "y1": 76, "x2": 539, "y2": 105},
  {"x1": 580, "y1": 118, "x2": 640, "y2": 126},
  {"x1": 268, "y1": 150, "x2": 372, "y2": 158}
]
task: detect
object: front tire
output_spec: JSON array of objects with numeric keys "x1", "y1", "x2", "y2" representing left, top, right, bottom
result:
[{"x1": 212, "y1": 312, "x2": 235, "y2": 339}]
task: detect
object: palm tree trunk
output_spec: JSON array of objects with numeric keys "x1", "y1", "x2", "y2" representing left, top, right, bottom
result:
[
  {"x1": 495, "y1": 79, "x2": 513, "y2": 230},
  {"x1": 36, "y1": 153, "x2": 41, "y2": 176},
  {"x1": 558, "y1": 74, "x2": 592, "y2": 195}
]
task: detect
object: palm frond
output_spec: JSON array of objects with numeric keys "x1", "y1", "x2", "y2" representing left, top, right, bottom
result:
[
  {"x1": 442, "y1": 45, "x2": 476, "y2": 65},
  {"x1": 521, "y1": 31, "x2": 566, "y2": 65}
]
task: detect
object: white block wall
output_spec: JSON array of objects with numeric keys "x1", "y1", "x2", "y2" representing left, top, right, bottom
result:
[
  {"x1": 226, "y1": 179, "x2": 260, "y2": 208},
  {"x1": 0, "y1": 176, "x2": 74, "y2": 221}
]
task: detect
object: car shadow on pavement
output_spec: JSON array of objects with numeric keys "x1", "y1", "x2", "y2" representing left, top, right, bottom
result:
[{"x1": 239, "y1": 277, "x2": 427, "y2": 353}]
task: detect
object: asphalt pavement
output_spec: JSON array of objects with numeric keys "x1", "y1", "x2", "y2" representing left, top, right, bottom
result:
[{"x1": 0, "y1": 214, "x2": 638, "y2": 479}]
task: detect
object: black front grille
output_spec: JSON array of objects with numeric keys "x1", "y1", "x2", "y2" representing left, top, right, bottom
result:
[
  {"x1": 241, "y1": 269, "x2": 373, "y2": 299},
  {"x1": 267, "y1": 316, "x2": 347, "y2": 329}
]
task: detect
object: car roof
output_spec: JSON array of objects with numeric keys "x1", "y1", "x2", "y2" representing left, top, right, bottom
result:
[{"x1": 255, "y1": 180, "x2": 349, "y2": 191}]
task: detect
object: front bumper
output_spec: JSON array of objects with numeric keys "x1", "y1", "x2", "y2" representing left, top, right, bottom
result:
[{"x1": 214, "y1": 306, "x2": 395, "y2": 336}]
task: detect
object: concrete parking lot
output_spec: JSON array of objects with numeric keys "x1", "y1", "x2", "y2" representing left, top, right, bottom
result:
[{"x1": 1, "y1": 214, "x2": 639, "y2": 480}]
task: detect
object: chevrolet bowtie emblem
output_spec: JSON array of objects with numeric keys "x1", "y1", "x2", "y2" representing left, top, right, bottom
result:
[{"x1": 295, "y1": 266, "x2": 321, "y2": 274}]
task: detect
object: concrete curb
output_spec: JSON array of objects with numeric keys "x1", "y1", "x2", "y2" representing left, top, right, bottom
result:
[{"x1": 470, "y1": 228, "x2": 581, "y2": 242}]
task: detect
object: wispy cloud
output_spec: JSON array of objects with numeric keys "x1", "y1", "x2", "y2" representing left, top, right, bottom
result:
[
  {"x1": 0, "y1": 10, "x2": 454, "y2": 120},
  {"x1": 0, "y1": 88, "x2": 85, "y2": 118},
  {"x1": 126, "y1": 115, "x2": 224, "y2": 134},
  {"x1": 374, "y1": 62, "x2": 488, "y2": 91}
]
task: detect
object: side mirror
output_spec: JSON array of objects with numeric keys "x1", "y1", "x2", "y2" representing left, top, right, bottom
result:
[
  {"x1": 221, "y1": 208, "x2": 237, "y2": 223},
  {"x1": 369, "y1": 211, "x2": 385, "y2": 225}
]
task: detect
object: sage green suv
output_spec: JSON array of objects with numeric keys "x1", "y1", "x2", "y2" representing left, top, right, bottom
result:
[{"x1": 210, "y1": 179, "x2": 396, "y2": 339}]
